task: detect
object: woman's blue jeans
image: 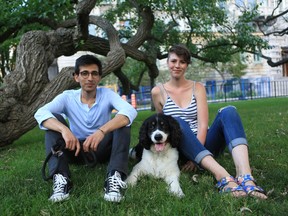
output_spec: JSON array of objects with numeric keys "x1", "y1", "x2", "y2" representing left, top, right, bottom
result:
[{"x1": 175, "y1": 105, "x2": 248, "y2": 165}]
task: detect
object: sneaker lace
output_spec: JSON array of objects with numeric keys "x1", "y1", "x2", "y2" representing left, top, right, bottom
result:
[
  {"x1": 107, "y1": 171, "x2": 127, "y2": 193},
  {"x1": 53, "y1": 174, "x2": 67, "y2": 194}
]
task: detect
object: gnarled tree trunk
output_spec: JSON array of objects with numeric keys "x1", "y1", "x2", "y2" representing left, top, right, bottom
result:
[
  {"x1": 0, "y1": 29, "x2": 78, "y2": 146},
  {"x1": 0, "y1": 1, "x2": 156, "y2": 147}
]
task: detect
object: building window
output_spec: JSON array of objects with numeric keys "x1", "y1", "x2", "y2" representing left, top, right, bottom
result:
[
  {"x1": 235, "y1": 0, "x2": 245, "y2": 7},
  {"x1": 282, "y1": 47, "x2": 288, "y2": 77},
  {"x1": 258, "y1": 0, "x2": 268, "y2": 7},
  {"x1": 253, "y1": 53, "x2": 261, "y2": 63},
  {"x1": 117, "y1": 0, "x2": 125, "y2": 3},
  {"x1": 247, "y1": 0, "x2": 257, "y2": 8},
  {"x1": 101, "y1": 0, "x2": 113, "y2": 4},
  {"x1": 218, "y1": 1, "x2": 227, "y2": 9}
]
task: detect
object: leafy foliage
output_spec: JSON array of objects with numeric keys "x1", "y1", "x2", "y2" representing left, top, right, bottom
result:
[
  {"x1": 0, "y1": 0, "x2": 75, "y2": 77},
  {"x1": 0, "y1": 0, "x2": 272, "y2": 82}
]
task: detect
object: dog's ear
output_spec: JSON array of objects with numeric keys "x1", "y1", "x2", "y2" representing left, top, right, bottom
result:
[
  {"x1": 139, "y1": 117, "x2": 152, "y2": 150},
  {"x1": 168, "y1": 116, "x2": 182, "y2": 148}
]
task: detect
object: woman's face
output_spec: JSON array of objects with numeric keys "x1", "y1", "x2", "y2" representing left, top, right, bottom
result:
[{"x1": 167, "y1": 52, "x2": 188, "y2": 79}]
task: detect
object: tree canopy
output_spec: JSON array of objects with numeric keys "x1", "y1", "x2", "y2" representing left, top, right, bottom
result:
[{"x1": 0, "y1": 0, "x2": 287, "y2": 146}]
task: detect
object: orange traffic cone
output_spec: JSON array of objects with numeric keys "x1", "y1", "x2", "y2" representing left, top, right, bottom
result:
[
  {"x1": 121, "y1": 95, "x2": 127, "y2": 101},
  {"x1": 131, "y1": 93, "x2": 137, "y2": 109}
]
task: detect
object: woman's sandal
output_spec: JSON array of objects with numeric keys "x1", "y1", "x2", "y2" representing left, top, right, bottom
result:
[
  {"x1": 237, "y1": 174, "x2": 267, "y2": 199},
  {"x1": 216, "y1": 176, "x2": 246, "y2": 197}
]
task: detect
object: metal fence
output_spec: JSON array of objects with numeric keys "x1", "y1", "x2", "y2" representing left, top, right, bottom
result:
[
  {"x1": 124, "y1": 80, "x2": 288, "y2": 110},
  {"x1": 205, "y1": 80, "x2": 288, "y2": 103}
]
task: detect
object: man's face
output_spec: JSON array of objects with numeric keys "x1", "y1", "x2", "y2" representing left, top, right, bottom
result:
[{"x1": 74, "y1": 64, "x2": 101, "y2": 93}]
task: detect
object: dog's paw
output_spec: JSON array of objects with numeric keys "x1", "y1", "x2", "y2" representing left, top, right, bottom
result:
[
  {"x1": 170, "y1": 188, "x2": 185, "y2": 198},
  {"x1": 176, "y1": 190, "x2": 185, "y2": 198},
  {"x1": 125, "y1": 175, "x2": 137, "y2": 186}
]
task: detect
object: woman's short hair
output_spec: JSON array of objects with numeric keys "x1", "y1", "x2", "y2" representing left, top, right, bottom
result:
[{"x1": 168, "y1": 44, "x2": 191, "y2": 64}]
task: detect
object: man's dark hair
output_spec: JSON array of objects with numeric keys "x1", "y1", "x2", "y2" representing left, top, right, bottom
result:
[
  {"x1": 168, "y1": 44, "x2": 191, "y2": 64},
  {"x1": 74, "y1": 55, "x2": 103, "y2": 76}
]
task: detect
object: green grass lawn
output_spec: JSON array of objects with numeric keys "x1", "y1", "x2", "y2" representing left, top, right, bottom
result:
[{"x1": 1, "y1": 98, "x2": 288, "y2": 216}]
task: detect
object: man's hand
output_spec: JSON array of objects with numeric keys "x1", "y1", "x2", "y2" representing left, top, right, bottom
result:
[
  {"x1": 62, "y1": 129, "x2": 81, "y2": 156},
  {"x1": 83, "y1": 130, "x2": 105, "y2": 152},
  {"x1": 42, "y1": 117, "x2": 81, "y2": 156}
]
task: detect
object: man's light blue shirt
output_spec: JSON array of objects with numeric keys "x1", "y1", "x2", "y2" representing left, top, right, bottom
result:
[{"x1": 34, "y1": 88, "x2": 137, "y2": 140}]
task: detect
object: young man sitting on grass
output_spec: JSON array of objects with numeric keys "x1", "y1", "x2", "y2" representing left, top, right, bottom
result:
[{"x1": 34, "y1": 54, "x2": 137, "y2": 203}]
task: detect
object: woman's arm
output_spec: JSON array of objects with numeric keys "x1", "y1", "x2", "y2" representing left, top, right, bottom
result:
[
  {"x1": 194, "y1": 82, "x2": 209, "y2": 145},
  {"x1": 151, "y1": 86, "x2": 165, "y2": 113}
]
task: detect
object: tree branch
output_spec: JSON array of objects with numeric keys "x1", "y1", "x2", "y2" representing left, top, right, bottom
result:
[
  {"x1": 245, "y1": 50, "x2": 288, "y2": 67},
  {"x1": 89, "y1": 15, "x2": 126, "y2": 74},
  {"x1": 127, "y1": 3, "x2": 154, "y2": 47},
  {"x1": 75, "y1": 0, "x2": 97, "y2": 40}
]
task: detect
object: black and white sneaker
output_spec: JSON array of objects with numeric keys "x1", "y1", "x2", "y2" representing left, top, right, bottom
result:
[
  {"x1": 128, "y1": 146, "x2": 142, "y2": 161},
  {"x1": 104, "y1": 171, "x2": 127, "y2": 202},
  {"x1": 128, "y1": 147, "x2": 137, "y2": 160},
  {"x1": 49, "y1": 173, "x2": 72, "y2": 202}
]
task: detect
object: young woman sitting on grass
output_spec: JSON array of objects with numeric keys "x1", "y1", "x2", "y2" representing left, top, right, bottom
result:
[{"x1": 149, "y1": 44, "x2": 267, "y2": 199}]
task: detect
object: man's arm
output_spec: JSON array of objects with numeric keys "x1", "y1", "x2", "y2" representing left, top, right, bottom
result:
[
  {"x1": 98, "y1": 114, "x2": 130, "y2": 134},
  {"x1": 42, "y1": 118, "x2": 81, "y2": 156},
  {"x1": 82, "y1": 88, "x2": 137, "y2": 152},
  {"x1": 34, "y1": 92, "x2": 81, "y2": 155},
  {"x1": 83, "y1": 114, "x2": 130, "y2": 152}
]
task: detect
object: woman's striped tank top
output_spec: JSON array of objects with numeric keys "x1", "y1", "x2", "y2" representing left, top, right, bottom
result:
[{"x1": 161, "y1": 84, "x2": 198, "y2": 134}]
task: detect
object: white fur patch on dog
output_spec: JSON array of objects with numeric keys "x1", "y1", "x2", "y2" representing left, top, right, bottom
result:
[{"x1": 126, "y1": 144, "x2": 184, "y2": 197}]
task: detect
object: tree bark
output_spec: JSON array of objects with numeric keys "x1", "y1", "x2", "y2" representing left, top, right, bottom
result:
[
  {"x1": 0, "y1": 29, "x2": 78, "y2": 147},
  {"x1": 0, "y1": 27, "x2": 127, "y2": 146},
  {"x1": 0, "y1": 2, "x2": 156, "y2": 147}
]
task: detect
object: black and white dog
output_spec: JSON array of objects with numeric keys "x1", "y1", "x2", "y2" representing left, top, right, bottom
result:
[{"x1": 126, "y1": 113, "x2": 184, "y2": 197}]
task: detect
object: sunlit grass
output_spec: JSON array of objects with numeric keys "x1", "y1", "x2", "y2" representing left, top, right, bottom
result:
[{"x1": 0, "y1": 97, "x2": 287, "y2": 215}]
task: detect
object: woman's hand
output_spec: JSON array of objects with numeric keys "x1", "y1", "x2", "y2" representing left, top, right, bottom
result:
[{"x1": 181, "y1": 160, "x2": 197, "y2": 172}]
